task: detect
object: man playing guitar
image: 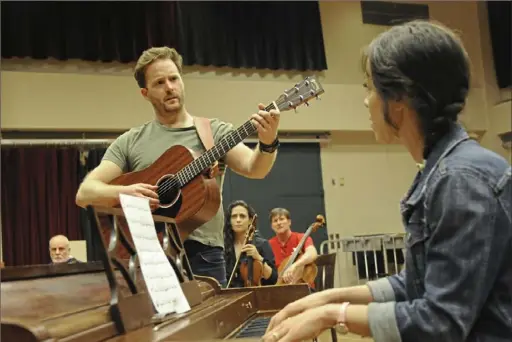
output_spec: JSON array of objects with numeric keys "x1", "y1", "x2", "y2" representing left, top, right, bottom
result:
[
  {"x1": 75, "y1": 46, "x2": 281, "y2": 287},
  {"x1": 268, "y1": 208, "x2": 318, "y2": 286}
]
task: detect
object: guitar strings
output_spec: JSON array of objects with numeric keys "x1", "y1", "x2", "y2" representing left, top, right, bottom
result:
[
  {"x1": 154, "y1": 102, "x2": 278, "y2": 198},
  {"x1": 154, "y1": 119, "x2": 259, "y2": 197},
  {"x1": 154, "y1": 88, "x2": 313, "y2": 200}
]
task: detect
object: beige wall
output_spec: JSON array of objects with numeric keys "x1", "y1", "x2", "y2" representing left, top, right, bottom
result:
[
  {"x1": 2, "y1": 1, "x2": 510, "y2": 282},
  {"x1": 69, "y1": 240, "x2": 87, "y2": 262},
  {"x1": 0, "y1": 1, "x2": 496, "y2": 133}
]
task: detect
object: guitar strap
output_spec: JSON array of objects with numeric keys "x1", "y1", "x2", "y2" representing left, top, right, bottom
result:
[{"x1": 193, "y1": 116, "x2": 221, "y2": 178}]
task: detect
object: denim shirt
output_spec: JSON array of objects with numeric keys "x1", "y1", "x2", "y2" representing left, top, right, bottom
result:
[{"x1": 367, "y1": 122, "x2": 512, "y2": 342}]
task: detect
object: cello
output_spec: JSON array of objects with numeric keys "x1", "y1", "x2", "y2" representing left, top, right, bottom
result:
[
  {"x1": 226, "y1": 215, "x2": 264, "y2": 288},
  {"x1": 276, "y1": 214, "x2": 325, "y2": 285}
]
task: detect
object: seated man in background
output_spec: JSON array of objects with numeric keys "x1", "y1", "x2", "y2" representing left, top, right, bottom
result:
[
  {"x1": 268, "y1": 208, "x2": 318, "y2": 286},
  {"x1": 49, "y1": 235, "x2": 80, "y2": 264}
]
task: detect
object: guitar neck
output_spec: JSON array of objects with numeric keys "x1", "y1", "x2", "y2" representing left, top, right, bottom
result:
[
  {"x1": 175, "y1": 102, "x2": 277, "y2": 186},
  {"x1": 282, "y1": 225, "x2": 314, "y2": 272}
]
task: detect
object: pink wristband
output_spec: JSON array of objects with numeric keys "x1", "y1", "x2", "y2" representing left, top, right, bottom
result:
[{"x1": 337, "y1": 302, "x2": 350, "y2": 324}]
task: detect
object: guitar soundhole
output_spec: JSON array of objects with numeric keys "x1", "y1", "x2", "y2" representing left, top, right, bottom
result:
[{"x1": 156, "y1": 174, "x2": 181, "y2": 209}]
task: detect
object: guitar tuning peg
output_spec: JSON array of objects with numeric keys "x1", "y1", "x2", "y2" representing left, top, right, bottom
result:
[
  {"x1": 305, "y1": 101, "x2": 310, "y2": 106},
  {"x1": 316, "y1": 95, "x2": 321, "y2": 101},
  {"x1": 294, "y1": 107, "x2": 298, "y2": 113}
]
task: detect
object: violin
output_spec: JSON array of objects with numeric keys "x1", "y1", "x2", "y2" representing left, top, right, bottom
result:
[
  {"x1": 226, "y1": 215, "x2": 264, "y2": 288},
  {"x1": 276, "y1": 214, "x2": 325, "y2": 285}
]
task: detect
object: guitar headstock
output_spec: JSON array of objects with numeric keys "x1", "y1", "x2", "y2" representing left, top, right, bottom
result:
[
  {"x1": 275, "y1": 75, "x2": 325, "y2": 112},
  {"x1": 310, "y1": 214, "x2": 326, "y2": 233}
]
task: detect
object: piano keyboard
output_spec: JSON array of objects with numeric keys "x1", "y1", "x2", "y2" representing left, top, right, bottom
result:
[{"x1": 234, "y1": 316, "x2": 272, "y2": 338}]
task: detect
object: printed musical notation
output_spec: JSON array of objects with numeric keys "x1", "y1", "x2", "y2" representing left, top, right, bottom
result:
[{"x1": 119, "y1": 194, "x2": 191, "y2": 314}]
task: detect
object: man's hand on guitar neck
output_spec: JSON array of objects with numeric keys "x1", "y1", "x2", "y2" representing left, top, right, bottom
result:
[
  {"x1": 251, "y1": 103, "x2": 280, "y2": 146},
  {"x1": 224, "y1": 104, "x2": 280, "y2": 180}
]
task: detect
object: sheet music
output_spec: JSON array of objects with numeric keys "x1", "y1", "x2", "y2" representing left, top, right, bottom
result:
[{"x1": 119, "y1": 194, "x2": 190, "y2": 314}]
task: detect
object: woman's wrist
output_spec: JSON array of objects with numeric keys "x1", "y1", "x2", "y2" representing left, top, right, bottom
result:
[
  {"x1": 322, "y1": 304, "x2": 344, "y2": 327},
  {"x1": 333, "y1": 285, "x2": 374, "y2": 304}
]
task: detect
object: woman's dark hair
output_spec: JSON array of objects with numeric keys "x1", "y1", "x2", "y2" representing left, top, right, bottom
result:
[
  {"x1": 223, "y1": 200, "x2": 257, "y2": 274},
  {"x1": 362, "y1": 20, "x2": 471, "y2": 159}
]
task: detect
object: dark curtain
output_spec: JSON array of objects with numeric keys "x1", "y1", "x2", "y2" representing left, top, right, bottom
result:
[
  {"x1": 487, "y1": 1, "x2": 511, "y2": 89},
  {"x1": 1, "y1": 1, "x2": 327, "y2": 71},
  {"x1": 1, "y1": 1, "x2": 180, "y2": 63},
  {"x1": 78, "y1": 148, "x2": 107, "y2": 262},
  {"x1": 1, "y1": 147, "x2": 82, "y2": 266},
  {"x1": 222, "y1": 143, "x2": 328, "y2": 252},
  {"x1": 175, "y1": 1, "x2": 327, "y2": 71}
]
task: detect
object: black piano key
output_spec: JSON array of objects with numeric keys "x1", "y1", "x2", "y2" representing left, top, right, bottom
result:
[{"x1": 235, "y1": 317, "x2": 272, "y2": 338}]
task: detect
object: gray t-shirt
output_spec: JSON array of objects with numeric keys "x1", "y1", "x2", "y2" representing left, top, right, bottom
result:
[{"x1": 102, "y1": 118, "x2": 234, "y2": 248}]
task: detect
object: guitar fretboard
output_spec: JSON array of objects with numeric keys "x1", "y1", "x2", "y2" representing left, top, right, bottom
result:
[{"x1": 176, "y1": 102, "x2": 276, "y2": 186}]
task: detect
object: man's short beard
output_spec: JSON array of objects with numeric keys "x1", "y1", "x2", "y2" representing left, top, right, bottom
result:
[{"x1": 163, "y1": 103, "x2": 182, "y2": 114}]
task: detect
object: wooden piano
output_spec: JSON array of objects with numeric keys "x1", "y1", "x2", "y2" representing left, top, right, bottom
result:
[{"x1": 1, "y1": 205, "x2": 312, "y2": 342}]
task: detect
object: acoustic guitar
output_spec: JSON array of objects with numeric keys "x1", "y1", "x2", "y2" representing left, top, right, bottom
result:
[
  {"x1": 276, "y1": 215, "x2": 325, "y2": 285},
  {"x1": 108, "y1": 76, "x2": 325, "y2": 240}
]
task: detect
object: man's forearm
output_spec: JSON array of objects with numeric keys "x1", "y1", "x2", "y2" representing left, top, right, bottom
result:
[
  {"x1": 76, "y1": 180, "x2": 123, "y2": 208},
  {"x1": 247, "y1": 146, "x2": 277, "y2": 179},
  {"x1": 294, "y1": 248, "x2": 317, "y2": 268}
]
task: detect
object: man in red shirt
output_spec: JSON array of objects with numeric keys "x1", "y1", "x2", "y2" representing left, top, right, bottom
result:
[{"x1": 268, "y1": 208, "x2": 318, "y2": 285}]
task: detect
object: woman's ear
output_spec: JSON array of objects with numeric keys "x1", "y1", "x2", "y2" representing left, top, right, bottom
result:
[{"x1": 388, "y1": 100, "x2": 408, "y2": 129}]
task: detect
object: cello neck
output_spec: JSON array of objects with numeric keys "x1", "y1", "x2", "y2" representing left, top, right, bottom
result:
[{"x1": 281, "y1": 224, "x2": 315, "y2": 273}]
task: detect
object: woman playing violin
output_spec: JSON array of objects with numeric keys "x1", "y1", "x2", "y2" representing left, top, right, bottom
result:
[{"x1": 224, "y1": 200, "x2": 278, "y2": 288}]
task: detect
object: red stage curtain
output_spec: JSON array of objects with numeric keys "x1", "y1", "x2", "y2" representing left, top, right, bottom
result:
[{"x1": 1, "y1": 147, "x2": 83, "y2": 266}]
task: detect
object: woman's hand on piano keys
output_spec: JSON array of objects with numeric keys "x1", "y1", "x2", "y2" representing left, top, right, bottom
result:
[
  {"x1": 262, "y1": 305, "x2": 338, "y2": 342},
  {"x1": 266, "y1": 289, "x2": 333, "y2": 332}
]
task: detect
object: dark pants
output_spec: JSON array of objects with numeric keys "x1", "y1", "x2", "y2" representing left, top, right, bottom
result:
[{"x1": 185, "y1": 240, "x2": 227, "y2": 287}]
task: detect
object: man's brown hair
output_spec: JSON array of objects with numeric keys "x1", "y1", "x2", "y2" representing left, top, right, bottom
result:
[
  {"x1": 269, "y1": 208, "x2": 291, "y2": 221},
  {"x1": 134, "y1": 46, "x2": 183, "y2": 89}
]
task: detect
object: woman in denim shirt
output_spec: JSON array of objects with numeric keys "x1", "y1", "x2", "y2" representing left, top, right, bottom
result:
[{"x1": 262, "y1": 20, "x2": 511, "y2": 342}]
